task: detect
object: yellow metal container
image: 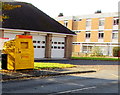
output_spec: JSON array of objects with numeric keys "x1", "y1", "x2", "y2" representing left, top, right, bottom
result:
[{"x1": 2, "y1": 35, "x2": 34, "y2": 70}]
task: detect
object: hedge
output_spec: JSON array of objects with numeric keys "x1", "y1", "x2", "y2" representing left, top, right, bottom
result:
[{"x1": 113, "y1": 47, "x2": 120, "y2": 57}]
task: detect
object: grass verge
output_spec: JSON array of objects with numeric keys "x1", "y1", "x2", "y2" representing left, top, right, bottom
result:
[
  {"x1": 71, "y1": 57, "x2": 119, "y2": 61},
  {"x1": 34, "y1": 62, "x2": 76, "y2": 69}
]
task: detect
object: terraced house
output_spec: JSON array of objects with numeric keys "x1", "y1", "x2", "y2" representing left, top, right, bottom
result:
[{"x1": 55, "y1": 12, "x2": 120, "y2": 56}]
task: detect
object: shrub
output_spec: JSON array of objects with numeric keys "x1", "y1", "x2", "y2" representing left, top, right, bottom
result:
[
  {"x1": 113, "y1": 47, "x2": 120, "y2": 57},
  {"x1": 91, "y1": 46, "x2": 103, "y2": 57}
]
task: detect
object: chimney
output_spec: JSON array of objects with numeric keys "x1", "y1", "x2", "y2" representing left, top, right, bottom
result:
[
  {"x1": 58, "y1": 13, "x2": 63, "y2": 17},
  {"x1": 95, "y1": 10, "x2": 102, "y2": 14}
]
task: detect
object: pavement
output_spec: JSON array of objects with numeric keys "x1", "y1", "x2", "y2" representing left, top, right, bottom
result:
[{"x1": 0, "y1": 65, "x2": 97, "y2": 82}]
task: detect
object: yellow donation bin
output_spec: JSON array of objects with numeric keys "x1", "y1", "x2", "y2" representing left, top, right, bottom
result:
[{"x1": 2, "y1": 35, "x2": 34, "y2": 70}]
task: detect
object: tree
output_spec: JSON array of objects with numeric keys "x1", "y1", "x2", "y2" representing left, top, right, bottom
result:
[
  {"x1": 0, "y1": 1, "x2": 21, "y2": 22},
  {"x1": 0, "y1": 1, "x2": 21, "y2": 51},
  {"x1": 113, "y1": 47, "x2": 120, "y2": 57}
]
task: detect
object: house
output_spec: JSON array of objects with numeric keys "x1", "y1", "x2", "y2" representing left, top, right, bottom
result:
[
  {"x1": 0, "y1": 1, "x2": 75, "y2": 59},
  {"x1": 55, "y1": 12, "x2": 120, "y2": 57}
]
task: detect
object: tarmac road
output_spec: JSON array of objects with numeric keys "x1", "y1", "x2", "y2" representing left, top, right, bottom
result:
[
  {"x1": 36, "y1": 59, "x2": 119, "y2": 65},
  {"x1": 2, "y1": 65, "x2": 119, "y2": 94}
]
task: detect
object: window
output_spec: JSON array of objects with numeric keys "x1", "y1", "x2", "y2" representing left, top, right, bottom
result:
[
  {"x1": 58, "y1": 46, "x2": 61, "y2": 49},
  {"x1": 42, "y1": 46, "x2": 45, "y2": 48},
  {"x1": 62, "y1": 47, "x2": 64, "y2": 49},
  {"x1": 73, "y1": 30, "x2": 81, "y2": 33},
  {"x1": 113, "y1": 17, "x2": 119, "y2": 25},
  {"x1": 54, "y1": 46, "x2": 57, "y2": 49},
  {"x1": 72, "y1": 43, "x2": 80, "y2": 45},
  {"x1": 82, "y1": 46, "x2": 92, "y2": 53},
  {"x1": 74, "y1": 19, "x2": 82, "y2": 21},
  {"x1": 86, "y1": 19, "x2": 91, "y2": 27},
  {"x1": 37, "y1": 41, "x2": 40, "y2": 43},
  {"x1": 54, "y1": 42, "x2": 57, "y2": 44},
  {"x1": 112, "y1": 31, "x2": 118, "y2": 39},
  {"x1": 86, "y1": 31, "x2": 91, "y2": 39},
  {"x1": 98, "y1": 31, "x2": 104, "y2": 39},
  {"x1": 99, "y1": 18, "x2": 104, "y2": 26},
  {"x1": 58, "y1": 42, "x2": 61, "y2": 44},
  {"x1": 42, "y1": 41, "x2": 45, "y2": 44},
  {"x1": 33, "y1": 41, "x2": 36, "y2": 43},
  {"x1": 64, "y1": 20, "x2": 68, "y2": 27},
  {"x1": 37, "y1": 46, "x2": 40, "y2": 48}
]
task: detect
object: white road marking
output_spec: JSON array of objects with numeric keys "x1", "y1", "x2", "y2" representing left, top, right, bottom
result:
[
  {"x1": 48, "y1": 86, "x2": 96, "y2": 95},
  {"x1": 67, "y1": 83, "x2": 84, "y2": 87}
]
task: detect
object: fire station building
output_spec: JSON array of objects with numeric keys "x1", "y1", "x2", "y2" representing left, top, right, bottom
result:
[{"x1": 0, "y1": 1, "x2": 75, "y2": 59}]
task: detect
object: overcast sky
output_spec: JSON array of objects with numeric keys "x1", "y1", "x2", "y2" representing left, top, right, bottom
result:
[{"x1": 15, "y1": 0, "x2": 120, "y2": 17}]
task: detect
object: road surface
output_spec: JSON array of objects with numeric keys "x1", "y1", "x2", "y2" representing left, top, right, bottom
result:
[
  {"x1": 36, "y1": 59, "x2": 119, "y2": 65},
  {"x1": 2, "y1": 65, "x2": 119, "y2": 94}
]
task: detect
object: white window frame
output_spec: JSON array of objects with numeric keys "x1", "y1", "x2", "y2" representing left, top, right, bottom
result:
[
  {"x1": 86, "y1": 31, "x2": 91, "y2": 39},
  {"x1": 98, "y1": 31, "x2": 104, "y2": 39},
  {"x1": 113, "y1": 17, "x2": 119, "y2": 25},
  {"x1": 99, "y1": 18, "x2": 105, "y2": 26},
  {"x1": 82, "y1": 46, "x2": 92, "y2": 53},
  {"x1": 64, "y1": 20, "x2": 68, "y2": 27},
  {"x1": 86, "y1": 19, "x2": 91, "y2": 27},
  {"x1": 112, "y1": 31, "x2": 118, "y2": 39}
]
